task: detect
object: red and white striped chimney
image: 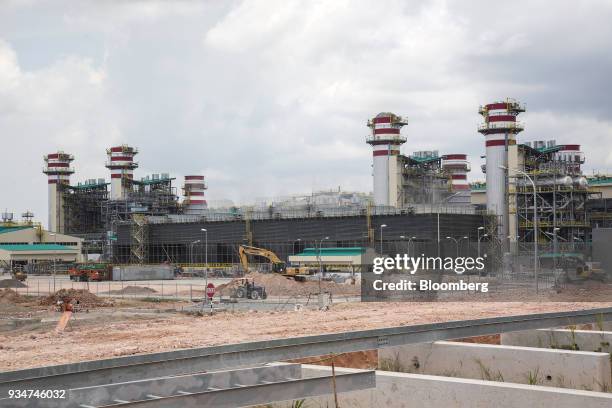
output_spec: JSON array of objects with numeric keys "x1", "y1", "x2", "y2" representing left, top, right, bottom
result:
[
  {"x1": 183, "y1": 175, "x2": 207, "y2": 214},
  {"x1": 478, "y1": 99, "x2": 525, "y2": 240},
  {"x1": 43, "y1": 151, "x2": 74, "y2": 233},
  {"x1": 105, "y1": 145, "x2": 138, "y2": 200},
  {"x1": 366, "y1": 112, "x2": 408, "y2": 207},
  {"x1": 442, "y1": 154, "x2": 470, "y2": 191}
]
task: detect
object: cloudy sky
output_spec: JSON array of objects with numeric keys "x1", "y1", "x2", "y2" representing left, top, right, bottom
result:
[{"x1": 1, "y1": 0, "x2": 611, "y2": 225}]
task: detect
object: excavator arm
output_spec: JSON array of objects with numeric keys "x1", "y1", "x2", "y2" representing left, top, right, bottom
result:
[{"x1": 239, "y1": 245, "x2": 285, "y2": 273}]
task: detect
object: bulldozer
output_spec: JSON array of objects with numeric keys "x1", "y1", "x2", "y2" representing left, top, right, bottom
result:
[{"x1": 238, "y1": 245, "x2": 316, "y2": 281}]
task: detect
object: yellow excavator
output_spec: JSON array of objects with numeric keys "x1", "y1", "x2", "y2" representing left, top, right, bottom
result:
[{"x1": 238, "y1": 245, "x2": 316, "y2": 281}]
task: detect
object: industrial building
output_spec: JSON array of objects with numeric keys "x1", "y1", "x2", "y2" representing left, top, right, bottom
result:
[
  {"x1": 473, "y1": 98, "x2": 609, "y2": 250},
  {"x1": 27, "y1": 103, "x2": 610, "y2": 268},
  {"x1": 288, "y1": 247, "x2": 377, "y2": 272},
  {"x1": 366, "y1": 112, "x2": 471, "y2": 207},
  {"x1": 42, "y1": 145, "x2": 208, "y2": 256},
  {"x1": 0, "y1": 213, "x2": 83, "y2": 270}
]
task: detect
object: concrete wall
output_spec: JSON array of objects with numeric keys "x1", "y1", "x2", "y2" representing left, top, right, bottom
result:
[
  {"x1": 502, "y1": 329, "x2": 612, "y2": 354},
  {"x1": 286, "y1": 365, "x2": 612, "y2": 408},
  {"x1": 378, "y1": 341, "x2": 611, "y2": 391}
]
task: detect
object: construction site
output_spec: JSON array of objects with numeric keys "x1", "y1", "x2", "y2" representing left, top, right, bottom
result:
[{"x1": 1, "y1": 101, "x2": 612, "y2": 407}]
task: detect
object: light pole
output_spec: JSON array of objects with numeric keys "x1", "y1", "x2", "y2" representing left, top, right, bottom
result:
[
  {"x1": 478, "y1": 233, "x2": 488, "y2": 276},
  {"x1": 401, "y1": 235, "x2": 416, "y2": 257},
  {"x1": 189, "y1": 240, "x2": 200, "y2": 266},
  {"x1": 459, "y1": 236, "x2": 468, "y2": 257},
  {"x1": 318, "y1": 236, "x2": 329, "y2": 294},
  {"x1": 477, "y1": 227, "x2": 484, "y2": 258},
  {"x1": 294, "y1": 238, "x2": 302, "y2": 254},
  {"x1": 446, "y1": 236, "x2": 460, "y2": 258},
  {"x1": 501, "y1": 165, "x2": 538, "y2": 294},
  {"x1": 553, "y1": 227, "x2": 560, "y2": 269},
  {"x1": 379, "y1": 224, "x2": 387, "y2": 255},
  {"x1": 200, "y1": 228, "x2": 210, "y2": 306},
  {"x1": 477, "y1": 231, "x2": 488, "y2": 259},
  {"x1": 49, "y1": 233, "x2": 57, "y2": 292}
]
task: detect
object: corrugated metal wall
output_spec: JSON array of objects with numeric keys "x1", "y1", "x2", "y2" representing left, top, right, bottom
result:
[{"x1": 113, "y1": 213, "x2": 487, "y2": 264}]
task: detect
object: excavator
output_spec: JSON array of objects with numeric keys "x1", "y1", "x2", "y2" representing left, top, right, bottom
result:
[{"x1": 238, "y1": 245, "x2": 316, "y2": 281}]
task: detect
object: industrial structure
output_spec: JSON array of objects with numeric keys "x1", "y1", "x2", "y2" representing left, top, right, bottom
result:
[
  {"x1": 478, "y1": 100, "x2": 525, "y2": 241},
  {"x1": 366, "y1": 112, "x2": 408, "y2": 207},
  {"x1": 26, "y1": 103, "x2": 610, "y2": 268},
  {"x1": 0, "y1": 212, "x2": 83, "y2": 270},
  {"x1": 366, "y1": 112, "x2": 471, "y2": 208},
  {"x1": 182, "y1": 175, "x2": 208, "y2": 214},
  {"x1": 512, "y1": 141, "x2": 591, "y2": 245},
  {"x1": 43, "y1": 151, "x2": 75, "y2": 234},
  {"x1": 473, "y1": 98, "x2": 603, "y2": 249},
  {"x1": 105, "y1": 145, "x2": 138, "y2": 200}
]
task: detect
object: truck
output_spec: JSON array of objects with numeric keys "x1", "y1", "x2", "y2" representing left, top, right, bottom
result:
[{"x1": 69, "y1": 263, "x2": 112, "y2": 282}]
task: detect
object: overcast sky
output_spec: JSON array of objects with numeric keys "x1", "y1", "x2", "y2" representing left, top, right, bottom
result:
[{"x1": 1, "y1": 0, "x2": 611, "y2": 225}]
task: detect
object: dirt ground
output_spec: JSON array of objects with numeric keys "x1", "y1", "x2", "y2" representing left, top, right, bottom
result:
[
  {"x1": 217, "y1": 272, "x2": 360, "y2": 297},
  {"x1": 1, "y1": 299, "x2": 611, "y2": 372}
]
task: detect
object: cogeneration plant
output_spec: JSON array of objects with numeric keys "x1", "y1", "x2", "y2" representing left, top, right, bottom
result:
[{"x1": 27, "y1": 99, "x2": 612, "y2": 267}]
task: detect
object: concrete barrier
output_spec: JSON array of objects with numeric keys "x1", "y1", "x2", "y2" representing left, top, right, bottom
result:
[
  {"x1": 378, "y1": 341, "x2": 611, "y2": 391},
  {"x1": 502, "y1": 329, "x2": 612, "y2": 353},
  {"x1": 289, "y1": 365, "x2": 612, "y2": 408},
  {"x1": 111, "y1": 265, "x2": 174, "y2": 281}
]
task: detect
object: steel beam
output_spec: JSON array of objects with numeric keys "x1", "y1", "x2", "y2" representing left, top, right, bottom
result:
[
  {"x1": 106, "y1": 371, "x2": 375, "y2": 408},
  {"x1": 4, "y1": 364, "x2": 303, "y2": 408},
  {"x1": 2, "y1": 369, "x2": 375, "y2": 408},
  {"x1": 1, "y1": 307, "x2": 611, "y2": 396}
]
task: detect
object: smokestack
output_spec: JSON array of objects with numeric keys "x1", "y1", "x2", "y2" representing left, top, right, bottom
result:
[
  {"x1": 43, "y1": 151, "x2": 74, "y2": 233},
  {"x1": 105, "y1": 145, "x2": 138, "y2": 200},
  {"x1": 478, "y1": 99, "x2": 525, "y2": 240},
  {"x1": 366, "y1": 112, "x2": 407, "y2": 207},
  {"x1": 183, "y1": 175, "x2": 207, "y2": 214},
  {"x1": 442, "y1": 154, "x2": 470, "y2": 190}
]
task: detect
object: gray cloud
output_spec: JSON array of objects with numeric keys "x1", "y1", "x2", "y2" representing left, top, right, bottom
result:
[{"x1": 1, "y1": 0, "x2": 611, "y2": 225}]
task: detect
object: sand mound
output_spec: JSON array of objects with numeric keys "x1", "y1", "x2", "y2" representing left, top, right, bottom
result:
[
  {"x1": 0, "y1": 279, "x2": 27, "y2": 288},
  {"x1": 39, "y1": 289, "x2": 113, "y2": 308},
  {"x1": 0, "y1": 289, "x2": 27, "y2": 304},
  {"x1": 217, "y1": 272, "x2": 359, "y2": 297},
  {"x1": 108, "y1": 286, "x2": 157, "y2": 295}
]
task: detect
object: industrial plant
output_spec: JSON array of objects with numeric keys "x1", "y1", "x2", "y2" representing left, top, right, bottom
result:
[
  {"x1": 2, "y1": 99, "x2": 612, "y2": 408},
  {"x1": 0, "y1": 98, "x2": 610, "y2": 273}
]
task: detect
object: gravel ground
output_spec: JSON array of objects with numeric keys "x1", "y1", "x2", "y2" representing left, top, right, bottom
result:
[{"x1": 1, "y1": 300, "x2": 611, "y2": 371}]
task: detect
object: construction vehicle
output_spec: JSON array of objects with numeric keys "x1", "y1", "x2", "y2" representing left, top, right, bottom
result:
[
  {"x1": 238, "y1": 245, "x2": 316, "y2": 281},
  {"x1": 232, "y1": 278, "x2": 267, "y2": 300},
  {"x1": 69, "y1": 263, "x2": 112, "y2": 282},
  {"x1": 541, "y1": 253, "x2": 610, "y2": 283},
  {"x1": 11, "y1": 266, "x2": 27, "y2": 282}
]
